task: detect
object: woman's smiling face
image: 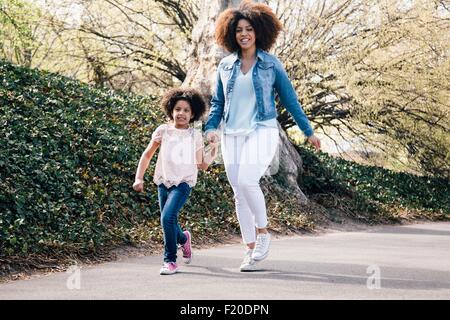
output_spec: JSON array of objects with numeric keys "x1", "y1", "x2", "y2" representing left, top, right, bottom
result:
[{"x1": 235, "y1": 19, "x2": 256, "y2": 50}]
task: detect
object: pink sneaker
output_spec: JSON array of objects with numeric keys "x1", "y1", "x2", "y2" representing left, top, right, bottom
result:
[
  {"x1": 181, "y1": 230, "x2": 192, "y2": 264},
  {"x1": 160, "y1": 262, "x2": 178, "y2": 275}
]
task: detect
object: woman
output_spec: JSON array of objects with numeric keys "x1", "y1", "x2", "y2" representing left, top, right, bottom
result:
[{"x1": 204, "y1": 0, "x2": 321, "y2": 271}]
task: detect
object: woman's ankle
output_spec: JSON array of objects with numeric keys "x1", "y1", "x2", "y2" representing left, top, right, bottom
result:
[{"x1": 256, "y1": 228, "x2": 268, "y2": 234}]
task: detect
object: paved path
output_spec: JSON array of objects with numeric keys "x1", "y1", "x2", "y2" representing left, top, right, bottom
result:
[{"x1": 1, "y1": 222, "x2": 449, "y2": 299}]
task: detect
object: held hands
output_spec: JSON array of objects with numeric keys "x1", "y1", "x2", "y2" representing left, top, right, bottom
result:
[
  {"x1": 206, "y1": 131, "x2": 219, "y2": 159},
  {"x1": 202, "y1": 141, "x2": 219, "y2": 168},
  {"x1": 206, "y1": 142, "x2": 219, "y2": 161},
  {"x1": 133, "y1": 179, "x2": 144, "y2": 192},
  {"x1": 206, "y1": 131, "x2": 219, "y2": 146},
  {"x1": 307, "y1": 134, "x2": 321, "y2": 151},
  {"x1": 199, "y1": 131, "x2": 219, "y2": 170}
]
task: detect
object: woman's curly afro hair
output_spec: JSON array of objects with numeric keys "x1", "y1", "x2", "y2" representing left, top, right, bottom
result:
[
  {"x1": 215, "y1": 0, "x2": 283, "y2": 53},
  {"x1": 161, "y1": 87, "x2": 207, "y2": 123}
]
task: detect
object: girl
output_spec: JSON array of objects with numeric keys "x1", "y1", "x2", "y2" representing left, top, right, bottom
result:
[
  {"x1": 133, "y1": 88, "x2": 217, "y2": 275},
  {"x1": 204, "y1": 1, "x2": 321, "y2": 271}
]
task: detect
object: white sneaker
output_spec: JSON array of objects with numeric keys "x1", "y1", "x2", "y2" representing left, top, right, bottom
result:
[
  {"x1": 240, "y1": 249, "x2": 258, "y2": 272},
  {"x1": 159, "y1": 262, "x2": 178, "y2": 275},
  {"x1": 252, "y1": 233, "x2": 271, "y2": 261}
]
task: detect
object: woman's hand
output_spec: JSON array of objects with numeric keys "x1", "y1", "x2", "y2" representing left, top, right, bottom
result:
[
  {"x1": 307, "y1": 134, "x2": 321, "y2": 151},
  {"x1": 206, "y1": 131, "x2": 219, "y2": 145},
  {"x1": 133, "y1": 179, "x2": 144, "y2": 192}
]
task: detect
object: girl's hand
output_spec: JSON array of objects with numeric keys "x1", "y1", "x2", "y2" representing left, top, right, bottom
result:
[
  {"x1": 206, "y1": 131, "x2": 219, "y2": 145},
  {"x1": 307, "y1": 135, "x2": 321, "y2": 151},
  {"x1": 198, "y1": 142, "x2": 219, "y2": 170},
  {"x1": 133, "y1": 179, "x2": 144, "y2": 192},
  {"x1": 210, "y1": 143, "x2": 219, "y2": 158}
]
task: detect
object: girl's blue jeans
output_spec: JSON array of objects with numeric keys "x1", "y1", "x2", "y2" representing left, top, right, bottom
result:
[{"x1": 158, "y1": 182, "x2": 191, "y2": 263}]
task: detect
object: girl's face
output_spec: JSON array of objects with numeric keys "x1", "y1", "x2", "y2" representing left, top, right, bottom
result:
[
  {"x1": 235, "y1": 19, "x2": 256, "y2": 51},
  {"x1": 172, "y1": 100, "x2": 193, "y2": 129}
]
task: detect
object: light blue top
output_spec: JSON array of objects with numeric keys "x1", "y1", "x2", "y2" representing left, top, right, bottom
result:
[
  {"x1": 205, "y1": 48, "x2": 313, "y2": 137},
  {"x1": 224, "y1": 63, "x2": 257, "y2": 135},
  {"x1": 224, "y1": 63, "x2": 278, "y2": 136}
]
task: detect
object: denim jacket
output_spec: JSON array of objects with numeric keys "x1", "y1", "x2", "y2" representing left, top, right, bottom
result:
[{"x1": 204, "y1": 48, "x2": 314, "y2": 137}]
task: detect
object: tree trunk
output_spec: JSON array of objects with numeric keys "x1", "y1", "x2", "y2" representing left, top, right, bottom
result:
[{"x1": 183, "y1": 0, "x2": 308, "y2": 203}]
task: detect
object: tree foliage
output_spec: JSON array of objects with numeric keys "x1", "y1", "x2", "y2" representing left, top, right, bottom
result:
[
  {"x1": 0, "y1": 0, "x2": 41, "y2": 66},
  {"x1": 2, "y1": 0, "x2": 449, "y2": 176},
  {"x1": 272, "y1": 0, "x2": 450, "y2": 176},
  {"x1": 15, "y1": 0, "x2": 199, "y2": 93}
]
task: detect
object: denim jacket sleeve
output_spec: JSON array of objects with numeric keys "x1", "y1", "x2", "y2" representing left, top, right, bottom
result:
[
  {"x1": 273, "y1": 58, "x2": 314, "y2": 137},
  {"x1": 204, "y1": 63, "x2": 225, "y2": 133}
]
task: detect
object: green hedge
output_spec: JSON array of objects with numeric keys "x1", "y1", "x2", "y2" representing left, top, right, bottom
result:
[
  {"x1": 0, "y1": 60, "x2": 236, "y2": 257},
  {"x1": 1, "y1": 60, "x2": 448, "y2": 259},
  {"x1": 297, "y1": 146, "x2": 450, "y2": 215}
]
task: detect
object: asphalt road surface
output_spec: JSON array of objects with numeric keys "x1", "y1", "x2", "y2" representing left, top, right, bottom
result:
[{"x1": 1, "y1": 222, "x2": 449, "y2": 300}]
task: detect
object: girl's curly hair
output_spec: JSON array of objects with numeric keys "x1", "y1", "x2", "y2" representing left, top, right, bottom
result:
[
  {"x1": 160, "y1": 87, "x2": 207, "y2": 123},
  {"x1": 215, "y1": 0, "x2": 283, "y2": 53}
]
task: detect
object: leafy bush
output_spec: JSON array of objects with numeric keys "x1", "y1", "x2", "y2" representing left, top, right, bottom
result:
[
  {"x1": 0, "y1": 60, "x2": 237, "y2": 258},
  {"x1": 297, "y1": 146, "x2": 450, "y2": 216}
]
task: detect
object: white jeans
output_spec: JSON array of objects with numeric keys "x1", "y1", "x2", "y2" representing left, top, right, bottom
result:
[{"x1": 221, "y1": 126, "x2": 279, "y2": 244}]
